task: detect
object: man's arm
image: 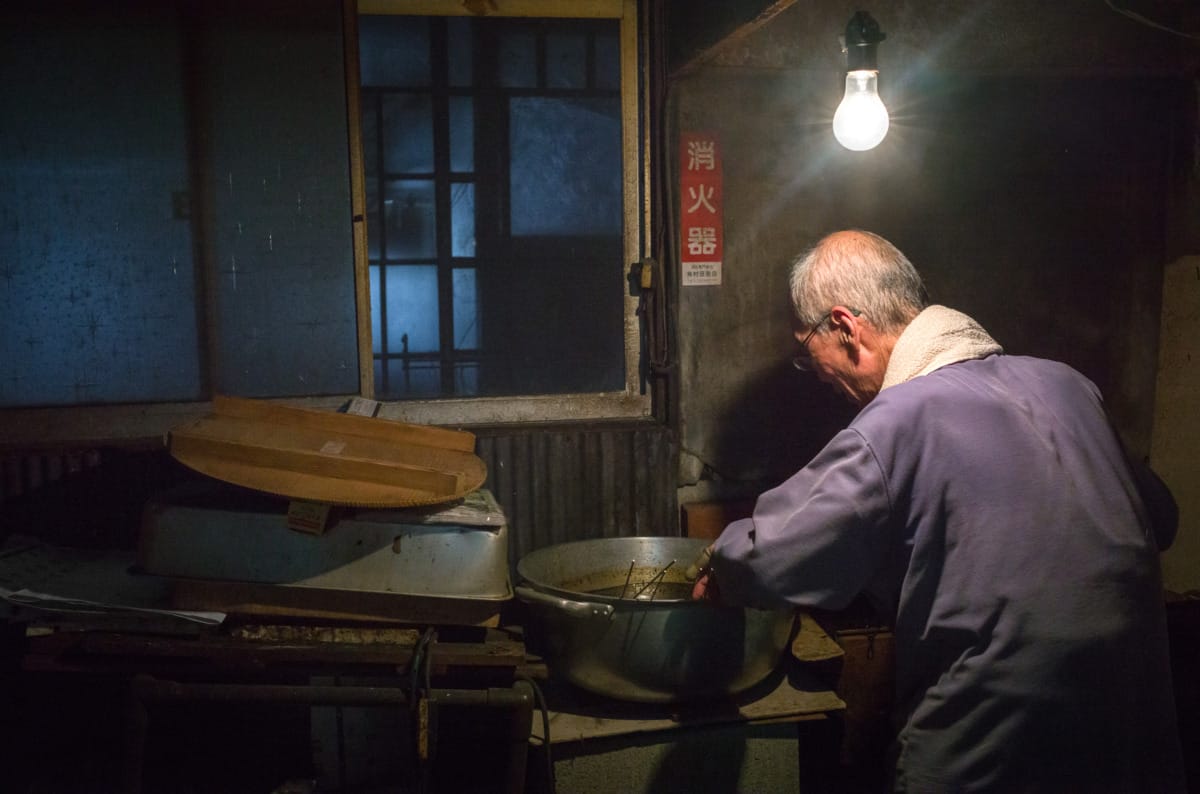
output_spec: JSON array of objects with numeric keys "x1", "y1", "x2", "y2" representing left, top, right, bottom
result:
[{"x1": 706, "y1": 428, "x2": 893, "y2": 610}]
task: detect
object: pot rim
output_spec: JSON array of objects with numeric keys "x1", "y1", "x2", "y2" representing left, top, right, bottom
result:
[
  {"x1": 516, "y1": 577, "x2": 705, "y2": 607},
  {"x1": 516, "y1": 536, "x2": 713, "y2": 606}
]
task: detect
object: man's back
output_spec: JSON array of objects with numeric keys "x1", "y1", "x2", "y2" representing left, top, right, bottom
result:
[{"x1": 857, "y1": 355, "x2": 1184, "y2": 792}]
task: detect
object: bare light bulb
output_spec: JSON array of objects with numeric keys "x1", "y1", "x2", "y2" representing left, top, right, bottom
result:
[{"x1": 833, "y1": 70, "x2": 889, "y2": 151}]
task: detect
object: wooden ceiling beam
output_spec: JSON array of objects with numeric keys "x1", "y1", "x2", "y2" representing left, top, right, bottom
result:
[{"x1": 670, "y1": 0, "x2": 801, "y2": 78}]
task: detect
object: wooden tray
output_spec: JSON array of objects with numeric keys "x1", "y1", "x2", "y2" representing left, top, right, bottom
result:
[{"x1": 167, "y1": 395, "x2": 486, "y2": 507}]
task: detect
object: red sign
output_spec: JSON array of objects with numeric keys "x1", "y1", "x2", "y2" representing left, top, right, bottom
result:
[{"x1": 679, "y1": 131, "x2": 723, "y2": 286}]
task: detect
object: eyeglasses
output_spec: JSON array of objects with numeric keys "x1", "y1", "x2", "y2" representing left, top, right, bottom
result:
[{"x1": 792, "y1": 308, "x2": 862, "y2": 371}]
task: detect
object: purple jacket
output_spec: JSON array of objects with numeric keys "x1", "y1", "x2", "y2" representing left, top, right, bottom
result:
[{"x1": 711, "y1": 354, "x2": 1184, "y2": 792}]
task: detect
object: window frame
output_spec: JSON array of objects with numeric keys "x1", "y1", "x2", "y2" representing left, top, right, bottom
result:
[{"x1": 348, "y1": 0, "x2": 650, "y2": 425}]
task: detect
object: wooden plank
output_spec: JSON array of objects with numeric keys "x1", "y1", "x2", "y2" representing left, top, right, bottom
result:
[
  {"x1": 170, "y1": 578, "x2": 505, "y2": 628},
  {"x1": 792, "y1": 612, "x2": 845, "y2": 663},
  {"x1": 342, "y1": 0, "x2": 376, "y2": 400},
  {"x1": 231, "y1": 623, "x2": 422, "y2": 645},
  {"x1": 24, "y1": 628, "x2": 524, "y2": 672},
  {"x1": 358, "y1": 0, "x2": 624, "y2": 19},
  {"x1": 167, "y1": 397, "x2": 487, "y2": 506},
  {"x1": 171, "y1": 420, "x2": 463, "y2": 494},
  {"x1": 531, "y1": 672, "x2": 844, "y2": 744},
  {"x1": 213, "y1": 394, "x2": 476, "y2": 453}
]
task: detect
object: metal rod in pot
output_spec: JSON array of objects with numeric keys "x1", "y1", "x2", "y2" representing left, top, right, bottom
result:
[
  {"x1": 618, "y1": 560, "x2": 635, "y2": 601},
  {"x1": 631, "y1": 559, "x2": 676, "y2": 601}
]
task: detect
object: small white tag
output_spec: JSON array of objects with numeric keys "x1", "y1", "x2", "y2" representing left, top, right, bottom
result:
[
  {"x1": 319, "y1": 440, "x2": 346, "y2": 455},
  {"x1": 345, "y1": 397, "x2": 381, "y2": 417},
  {"x1": 287, "y1": 500, "x2": 333, "y2": 535}
]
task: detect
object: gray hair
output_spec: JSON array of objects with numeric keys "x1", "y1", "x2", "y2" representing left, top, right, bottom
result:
[{"x1": 788, "y1": 230, "x2": 928, "y2": 334}]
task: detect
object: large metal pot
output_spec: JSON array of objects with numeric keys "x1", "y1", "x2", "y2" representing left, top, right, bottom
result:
[{"x1": 516, "y1": 536, "x2": 795, "y2": 703}]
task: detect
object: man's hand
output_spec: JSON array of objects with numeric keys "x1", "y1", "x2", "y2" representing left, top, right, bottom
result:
[
  {"x1": 691, "y1": 571, "x2": 720, "y2": 601},
  {"x1": 684, "y1": 544, "x2": 714, "y2": 581},
  {"x1": 685, "y1": 544, "x2": 718, "y2": 601}
]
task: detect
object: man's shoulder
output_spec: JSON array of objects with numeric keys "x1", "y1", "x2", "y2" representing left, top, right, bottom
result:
[
  {"x1": 858, "y1": 354, "x2": 1094, "y2": 428},
  {"x1": 887, "y1": 354, "x2": 1090, "y2": 397}
]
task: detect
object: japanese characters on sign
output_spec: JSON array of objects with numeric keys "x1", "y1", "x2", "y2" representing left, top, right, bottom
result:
[{"x1": 679, "y1": 132, "x2": 723, "y2": 286}]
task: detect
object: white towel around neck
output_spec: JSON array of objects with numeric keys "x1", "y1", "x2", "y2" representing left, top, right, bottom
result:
[{"x1": 880, "y1": 305, "x2": 1003, "y2": 391}]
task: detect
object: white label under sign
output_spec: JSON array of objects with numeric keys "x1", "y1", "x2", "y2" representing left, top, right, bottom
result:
[
  {"x1": 683, "y1": 261, "x2": 722, "y2": 286},
  {"x1": 319, "y1": 440, "x2": 346, "y2": 455}
]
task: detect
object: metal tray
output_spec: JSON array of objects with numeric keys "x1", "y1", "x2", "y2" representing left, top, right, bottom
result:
[{"x1": 138, "y1": 482, "x2": 510, "y2": 602}]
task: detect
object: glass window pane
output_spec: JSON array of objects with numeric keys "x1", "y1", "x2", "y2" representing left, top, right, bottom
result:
[
  {"x1": 547, "y1": 32, "x2": 587, "y2": 89},
  {"x1": 453, "y1": 267, "x2": 478, "y2": 350},
  {"x1": 359, "y1": 16, "x2": 430, "y2": 87},
  {"x1": 382, "y1": 92, "x2": 433, "y2": 173},
  {"x1": 595, "y1": 31, "x2": 620, "y2": 90},
  {"x1": 454, "y1": 363, "x2": 479, "y2": 396},
  {"x1": 499, "y1": 29, "x2": 537, "y2": 88},
  {"x1": 384, "y1": 180, "x2": 436, "y2": 259},
  {"x1": 449, "y1": 96, "x2": 474, "y2": 173},
  {"x1": 366, "y1": 178, "x2": 381, "y2": 259},
  {"x1": 448, "y1": 17, "x2": 473, "y2": 87},
  {"x1": 361, "y1": 100, "x2": 379, "y2": 177},
  {"x1": 384, "y1": 265, "x2": 439, "y2": 354},
  {"x1": 386, "y1": 359, "x2": 441, "y2": 398},
  {"x1": 510, "y1": 97, "x2": 623, "y2": 236},
  {"x1": 370, "y1": 265, "x2": 382, "y2": 354},
  {"x1": 357, "y1": 13, "x2": 632, "y2": 406},
  {"x1": 451, "y1": 183, "x2": 475, "y2": 257}
]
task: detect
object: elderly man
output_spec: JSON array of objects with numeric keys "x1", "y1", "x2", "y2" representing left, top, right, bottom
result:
[{"x1": 693, "y1": 230, "x2": 1184, "y2": 792}]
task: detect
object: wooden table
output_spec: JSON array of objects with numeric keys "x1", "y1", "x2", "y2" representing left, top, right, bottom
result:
[{"x1": 16, "y1": 620, "x2": 536, "y2": 794}]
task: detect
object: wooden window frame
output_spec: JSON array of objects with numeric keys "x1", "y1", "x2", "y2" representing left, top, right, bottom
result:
[{"x1": 348, "y1": 0, "x2": 651, "y2": 427}]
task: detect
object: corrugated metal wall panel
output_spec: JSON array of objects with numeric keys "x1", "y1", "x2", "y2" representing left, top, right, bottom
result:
[
  {"x1": 476, "y1": 423, "x2": 678, "y2": 571},
  {"x1": 1, "y1": 450, "x2": 101, "y2": 504}
]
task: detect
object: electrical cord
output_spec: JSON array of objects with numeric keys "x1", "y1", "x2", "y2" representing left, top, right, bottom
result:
[
  {"x1": 680, "y1": 444, "x2": 775, "y2": 486},
  {"x1": 516, "y1": 674, "x2": 556, "y2": 794},
  {"x1": 409, "y1": 626, "x2": 437, "y2": 705},
  {"x1": 408, "y1": 627, "x2": 437, "y2": 794}
]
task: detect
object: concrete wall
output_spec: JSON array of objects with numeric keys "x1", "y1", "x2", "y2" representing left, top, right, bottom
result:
[{"x1": 1155, "y1": 255, "x2": 1200, "y2": 594}]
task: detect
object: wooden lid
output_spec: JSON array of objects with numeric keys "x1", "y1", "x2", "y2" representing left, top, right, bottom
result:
[{"x1": 168, "y1": 395, "x2": 486, "y2": 507}]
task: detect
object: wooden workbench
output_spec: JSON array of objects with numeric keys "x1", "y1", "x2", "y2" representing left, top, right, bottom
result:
[{"x1": 11, "y1": 618, "x2": 535, "y2": 794}]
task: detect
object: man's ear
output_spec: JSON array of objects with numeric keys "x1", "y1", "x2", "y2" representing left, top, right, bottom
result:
[{"x1": 829, "y1": 305, "x2": 860, "y2": 342}]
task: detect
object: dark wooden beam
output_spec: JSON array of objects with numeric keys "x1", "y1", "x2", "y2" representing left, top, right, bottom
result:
[{"x1": 670, "y1": 0, "x2": 801, "y2": 78}]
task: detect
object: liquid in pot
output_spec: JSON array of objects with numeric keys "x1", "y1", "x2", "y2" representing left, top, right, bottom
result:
[{"x1": 587, "y1": 582, "x2": 694, "y2": 601}]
